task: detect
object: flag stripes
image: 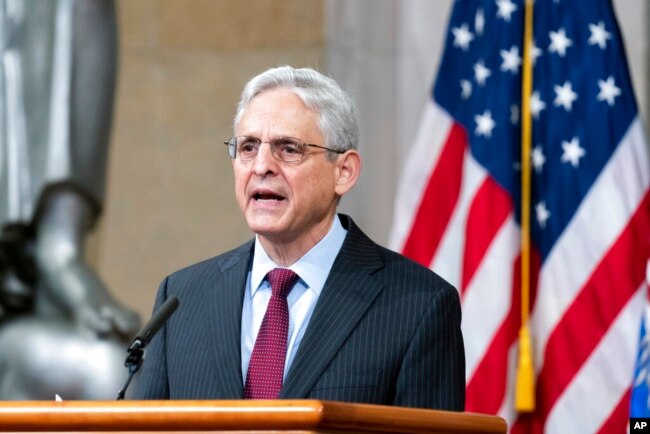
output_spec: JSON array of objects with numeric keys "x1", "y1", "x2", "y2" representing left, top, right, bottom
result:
[
  {"x1": 401, "y1": 122, "x2": 465, "y2": 266},
  {"x1": 518, "y1": 196, "x2": 649, "y2": 430},
  {"x1": 546, "y1": 290, "x2": 643, "y2": 433},
  {"x1": 461, "y1": 177, "x2": 511, "y2": 293}
]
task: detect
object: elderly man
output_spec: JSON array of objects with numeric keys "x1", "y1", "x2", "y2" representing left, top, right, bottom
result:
[{"x1": 133, "y1": 66, "x2": 465, "y2": 411}]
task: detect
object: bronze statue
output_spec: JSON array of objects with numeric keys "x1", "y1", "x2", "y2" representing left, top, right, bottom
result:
[{"x1": 0, "y1": 0, "x2": 140, "y2": 399}]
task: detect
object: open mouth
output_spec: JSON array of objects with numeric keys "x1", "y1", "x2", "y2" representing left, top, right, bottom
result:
[{"x1": 253, "y1": 192, "x2": 285, "y2": 201}]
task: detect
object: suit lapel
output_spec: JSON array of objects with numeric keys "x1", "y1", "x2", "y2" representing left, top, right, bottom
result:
[
  {"x1": 207, "y1": 240, "x2": 253, "y2": 398},
  {"x1": 280, "y1": 215, "x2": 385, "y2": 398}
]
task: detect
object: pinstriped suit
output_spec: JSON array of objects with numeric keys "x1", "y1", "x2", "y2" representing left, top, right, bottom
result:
[{"x1": 132, "y1": 215, "x2": 465, "y2": 411}]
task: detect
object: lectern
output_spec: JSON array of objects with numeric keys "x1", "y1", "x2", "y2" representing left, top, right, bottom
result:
[{"x1": 0, "y1": 400, "x2": 506, "y2": 433}]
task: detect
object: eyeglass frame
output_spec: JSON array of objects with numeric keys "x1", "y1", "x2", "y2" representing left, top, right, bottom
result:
[{"x1": 223, "y1": 136, "x2": 346, "y2": 163}]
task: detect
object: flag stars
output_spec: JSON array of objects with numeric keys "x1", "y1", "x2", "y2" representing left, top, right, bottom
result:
[
  {"x1": 530, "y1": 91, "x2": 546, "y2": 119},
  {"x1": 452, "y1": 23, "x2": 475, "y2": 51},
  {"x1": 535, "y1": 202, "x2": 551, "y2": 229},
  {"x1": 561, "y1": 137, "x2": 586, "y2": 167},
  {"x1": 597, "y1": 76, "x2": 621, "y2": 106},
  {"x1": 460, "y1": 79, "x2": 472, "y2": 99},
  {"x1": 474, "y1": 60, "x2": 492, "y2": 86},
  {"x1": 500, "y1": 46, "x2": 521, "y2": 73},
  {"x1": 588, "y1": 21, "x2": 612, "y2": 49},
  {"x1": 554, "y1": 81, "x2": 578, "y2": 111},
  {"x1": 549, "y1": 28, "x2": 573, "y2": 57},
  {"x1": 475, "y1": 110, "x2": 496, "y2": 138},
  {"x1": 532, "y1": 145, "x2": 546, "y2": 173},
  {"x1": 475, "y1": 8, "x2": 485, "y2": 35},
  {"x1": 496, "y1": 0, "x2": 517, "y2": 22}
]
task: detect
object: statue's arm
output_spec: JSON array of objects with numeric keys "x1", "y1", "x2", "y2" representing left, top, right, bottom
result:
[{"x1": 34, "y1": 188, "x2": 139, "y2": 338}]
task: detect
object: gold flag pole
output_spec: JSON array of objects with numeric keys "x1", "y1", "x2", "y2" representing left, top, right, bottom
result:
[{"x1": 515, "y1": 0, "x2": 535, "y2": 413}]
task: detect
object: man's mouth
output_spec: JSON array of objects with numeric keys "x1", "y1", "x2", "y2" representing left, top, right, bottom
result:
[{"x1": 253, "y1": 192, "x2": 285, "y2": 201}]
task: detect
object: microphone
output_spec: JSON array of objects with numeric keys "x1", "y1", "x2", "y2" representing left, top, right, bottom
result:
[
  {"x1": 116, "y1": 296, "x2": 179, "y2": 400},
  {"x1": 131, "y1": 296, "x2": 180, "y2": 350}
]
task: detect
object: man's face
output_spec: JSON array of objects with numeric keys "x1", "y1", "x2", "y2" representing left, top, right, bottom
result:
[{"x1": 233, "y1": 88, "x2": 342, "y2": 248}]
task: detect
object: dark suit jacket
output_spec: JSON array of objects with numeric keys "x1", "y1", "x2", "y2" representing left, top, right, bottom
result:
[{"x1": 132, "y1": 215, "x2": 465, "y2": 410}]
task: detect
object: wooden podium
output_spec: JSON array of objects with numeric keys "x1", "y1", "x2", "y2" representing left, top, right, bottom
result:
[{"x1": 0, "y1": 400, "x2": 506, "y2": 433}]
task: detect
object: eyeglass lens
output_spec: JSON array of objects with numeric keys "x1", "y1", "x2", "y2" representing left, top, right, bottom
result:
[{"x1": 232, "y1": 137, "x2": 307, "y2": 162}]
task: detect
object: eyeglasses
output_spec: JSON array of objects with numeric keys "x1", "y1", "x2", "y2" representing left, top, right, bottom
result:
[{"x1": 224, "y1": 136, "x2": 345, "y2": 163}]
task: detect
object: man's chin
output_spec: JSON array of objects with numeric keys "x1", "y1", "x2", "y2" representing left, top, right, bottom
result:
[{"x1": 246, "y1": 218, "x2": 286, "y2": 239}]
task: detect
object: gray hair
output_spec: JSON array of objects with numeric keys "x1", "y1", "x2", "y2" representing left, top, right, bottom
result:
[{"x1": 234, "y1": 66, "x2": 359, "y2": 154}]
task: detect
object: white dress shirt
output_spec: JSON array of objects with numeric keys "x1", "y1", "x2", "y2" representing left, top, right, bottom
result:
[{"x1": 241, "y1": 216, "x2": 347, "y2": 382}]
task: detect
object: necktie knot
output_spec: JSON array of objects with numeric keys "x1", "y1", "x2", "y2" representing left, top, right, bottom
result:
[{"x1": 267, "y1": 268, "x2": 299, "y2": 298}]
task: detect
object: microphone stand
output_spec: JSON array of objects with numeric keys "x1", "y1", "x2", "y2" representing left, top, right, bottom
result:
[
  {"x1": 116, "y1": 340, "x2": 145, "y2": 400},
  {"x1": 116, "y1": 295, "x2": 179, "y2": 400}
]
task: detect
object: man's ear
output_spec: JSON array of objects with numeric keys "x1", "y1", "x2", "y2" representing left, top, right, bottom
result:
[{"x1": 334, "y1": 150, "x2": 361, "y2": 196}]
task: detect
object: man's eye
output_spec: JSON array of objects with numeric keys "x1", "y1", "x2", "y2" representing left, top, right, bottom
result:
[
  {"x1": 239, "y1": 141, "x2": 258, "y2": 153},
  {"x1": 276, "y1": 140, "x2": 302, "y2": 155},
  {"x1": 281, "y1": 145, "x2": 300, "y2": 154}
]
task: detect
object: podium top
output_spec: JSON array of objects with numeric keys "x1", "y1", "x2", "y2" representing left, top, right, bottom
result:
[{"x1": 0, "y1": 399, "x2": 507, "y2": 433}]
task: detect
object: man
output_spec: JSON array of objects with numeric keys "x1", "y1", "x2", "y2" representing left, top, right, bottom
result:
[{"x1": 133, "y1": 66, "x2": 465, "y2": 411}]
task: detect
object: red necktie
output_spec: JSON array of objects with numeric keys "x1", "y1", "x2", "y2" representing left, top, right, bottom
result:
[{"x1": 244, "y1": 268, "x2": 299, "y2": 399}]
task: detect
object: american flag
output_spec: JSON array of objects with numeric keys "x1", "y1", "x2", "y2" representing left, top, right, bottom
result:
[{"x1": 389, "y1": 0, "x2": 650, "y2": 432}]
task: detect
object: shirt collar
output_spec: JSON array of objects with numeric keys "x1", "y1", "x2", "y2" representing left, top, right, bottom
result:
[{"x1": 250, "y1": 215, "x2": 347, "y2": 297}]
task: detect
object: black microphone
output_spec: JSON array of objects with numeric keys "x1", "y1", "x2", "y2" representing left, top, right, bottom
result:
[
  {"x1": 116, "y1": 296, "x2": 179, "y2": 400},
  {"x1": 131, "y1": 296, "x2": 180, "y2": 350}
]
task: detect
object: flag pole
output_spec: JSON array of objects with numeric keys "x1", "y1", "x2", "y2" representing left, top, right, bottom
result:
[{"x1": 516, "y1": 0, "x2": 536, "y2": 413}]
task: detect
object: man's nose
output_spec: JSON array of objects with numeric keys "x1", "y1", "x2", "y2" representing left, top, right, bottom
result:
[{"x1": 252, "y1": 142, "x2": 277, "y2": 175}]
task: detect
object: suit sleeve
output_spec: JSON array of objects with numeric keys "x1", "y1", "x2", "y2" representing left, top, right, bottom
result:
[
  {"x1": 393, "y1": 282, "x2": 466, "y2": 410},
  {"x1": 130, "y1": 277, "x2": 171, "y2": 399}
]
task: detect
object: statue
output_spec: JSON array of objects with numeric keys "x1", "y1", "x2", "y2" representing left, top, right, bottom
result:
[{"x1": 0, "y1": 0, "x2": 140, "y2": 399}]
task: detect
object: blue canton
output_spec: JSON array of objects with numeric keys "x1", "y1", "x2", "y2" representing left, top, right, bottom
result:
[{"x1": 433, "y1": 0, "x2": 637, "y2": 260}]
